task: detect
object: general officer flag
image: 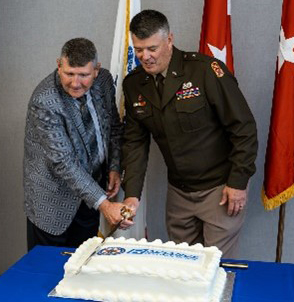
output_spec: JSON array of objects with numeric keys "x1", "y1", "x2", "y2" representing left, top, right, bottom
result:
[
  {"x1": 99, "y1": 0, "x2": 146, "y2": 239},
  {"x1": 263, "y1": 0, "x2": 294, "y2": 210},
  {"x1": 199, "y1": 0, "x2": 234, "y2": 73}
]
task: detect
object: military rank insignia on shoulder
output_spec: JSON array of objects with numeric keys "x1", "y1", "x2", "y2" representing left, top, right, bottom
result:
[
  {"x1": 211, "y1": 61, "x2": 225, "y2": 78},
  {"x1": 183, "y1": 52, "x2": 198, "y2": 60}
]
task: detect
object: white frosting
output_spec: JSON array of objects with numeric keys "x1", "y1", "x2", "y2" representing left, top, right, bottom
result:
[{"x1": 55, "y1": 237, "x2": 227, "y2": 302}]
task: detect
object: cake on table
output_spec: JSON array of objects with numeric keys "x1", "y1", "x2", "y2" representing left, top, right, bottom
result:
[{"x1": 54, "y1": 236, "x2": 227, "y2": 302}]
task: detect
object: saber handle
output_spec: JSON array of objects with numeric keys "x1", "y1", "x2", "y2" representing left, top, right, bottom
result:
[
  {"x1": 61, "y1": 251, "x2": 73, "y2": 256},
  {"x1": 220, "y1": 262, "x2": 249, "y2": 269}
]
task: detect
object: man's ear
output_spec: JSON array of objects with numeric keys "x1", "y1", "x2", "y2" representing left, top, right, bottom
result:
[
  {"x1": 56, "y1": 58, "x2": 62, "y2": 70},
  {"x1": 167, "y1": 32, "x2": 174, "y2": 49}
]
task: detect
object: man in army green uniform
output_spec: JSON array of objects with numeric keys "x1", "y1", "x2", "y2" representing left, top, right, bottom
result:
[{"x1": 121, "y1": 10, "x2": 258, "y2": 258}]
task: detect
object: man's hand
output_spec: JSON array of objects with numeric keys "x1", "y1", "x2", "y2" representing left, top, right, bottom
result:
[
  {"x1": 99, "y1": 198, "x2": 137, "y2": 230},
  {"x1": 119, "y1": 197, "x2": 140, "y2": 229},
  {"x1": 99, "y1": 199, "x2": 125, "y2": 226},
  {"x1": 106, "y1": 171, "x2": 121, "y2": 199},
  {"x1": 219, "y1": 186, "x2": 247, "y2": 216}
]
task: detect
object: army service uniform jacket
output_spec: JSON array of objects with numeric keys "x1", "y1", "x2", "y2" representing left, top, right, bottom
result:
[
  {"x1": 24, "y1": 68, "x2": 123, "y2": 235},
  {"x1": 122, "y1": 47, "x2": 258, "y2": 199}
]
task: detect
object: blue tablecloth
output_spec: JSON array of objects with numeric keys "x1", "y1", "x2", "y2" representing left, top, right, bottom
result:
[{"x1": 0, "y1": 245, "x2": 293, "y2": 302}]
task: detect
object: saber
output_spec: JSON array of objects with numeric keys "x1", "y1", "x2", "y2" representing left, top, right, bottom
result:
[{"x1": 61, "y1": 206, "x2": 133, "y2": 263}]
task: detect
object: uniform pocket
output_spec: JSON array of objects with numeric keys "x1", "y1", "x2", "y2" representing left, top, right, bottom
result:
[
  {"x1": 132, "y1": 103, "x2": 160, "y2": 137},
  {"x1": 175, "y1": 96, "x2": 207, "y2": 132}
]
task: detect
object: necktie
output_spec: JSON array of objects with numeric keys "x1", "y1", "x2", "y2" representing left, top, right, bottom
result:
[
  {"x1": 78, "y1": 95, "x2": 98, "y2": 163},
  {"x1": 156, "y1": 73, "x2": 165, "y2": 99}
]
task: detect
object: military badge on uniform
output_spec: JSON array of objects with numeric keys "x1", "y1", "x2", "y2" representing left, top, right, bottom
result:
[
  {"x1": 133, "y1": 94, "x2": 146, "y2": 107},
  {"x1": 176, "y1": 83, "x2": 201, "y2": 101},
  {"x1": 182, "y1": 82, "x2": 192, "y2": 90},
  {"x1": 211, "y1": 61, "x2": 224, "y2": 78}
]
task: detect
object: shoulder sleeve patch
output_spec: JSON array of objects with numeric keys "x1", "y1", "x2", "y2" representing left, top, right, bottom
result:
[{"x1": 211, "y1": 61, "x2": 225, "y2": 78}]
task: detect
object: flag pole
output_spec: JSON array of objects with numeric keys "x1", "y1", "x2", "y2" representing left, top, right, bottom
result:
[{"x1": 275, "y1": 203, "x2": 286, "y2": 263}]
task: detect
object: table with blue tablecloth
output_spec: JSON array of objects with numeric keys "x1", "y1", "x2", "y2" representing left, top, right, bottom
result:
[{"x1": 0, "y1": 245, "x2": 293, "y2": 302}]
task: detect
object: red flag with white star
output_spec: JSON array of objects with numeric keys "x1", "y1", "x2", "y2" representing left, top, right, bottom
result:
[
  {"x1": 263, "y1": 0, "x2": 294, "y2": 210},
  {"x1": 198, "y1": 0, "x2": 234, "y2": 74}
]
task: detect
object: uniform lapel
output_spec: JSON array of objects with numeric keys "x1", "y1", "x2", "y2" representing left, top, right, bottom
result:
[
  {"x1": 139, "y1": 72, "x2": 161, "y2": 110},
  {"x1": 161, "y1": 47, "x2": 185, "y2": 109}
]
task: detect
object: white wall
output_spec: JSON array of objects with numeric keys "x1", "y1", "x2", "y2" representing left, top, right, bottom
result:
[{"x1": 1, "y1": 0, "x2": 293, "y2": 274}]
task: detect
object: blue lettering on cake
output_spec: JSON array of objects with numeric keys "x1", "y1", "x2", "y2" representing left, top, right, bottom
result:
[
  {"x1": 126, "y1": 248, "x2": 199, "y2": 261},
  {"x1": 127, "y1": 248, "x2": 148, "y2": 255}
]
